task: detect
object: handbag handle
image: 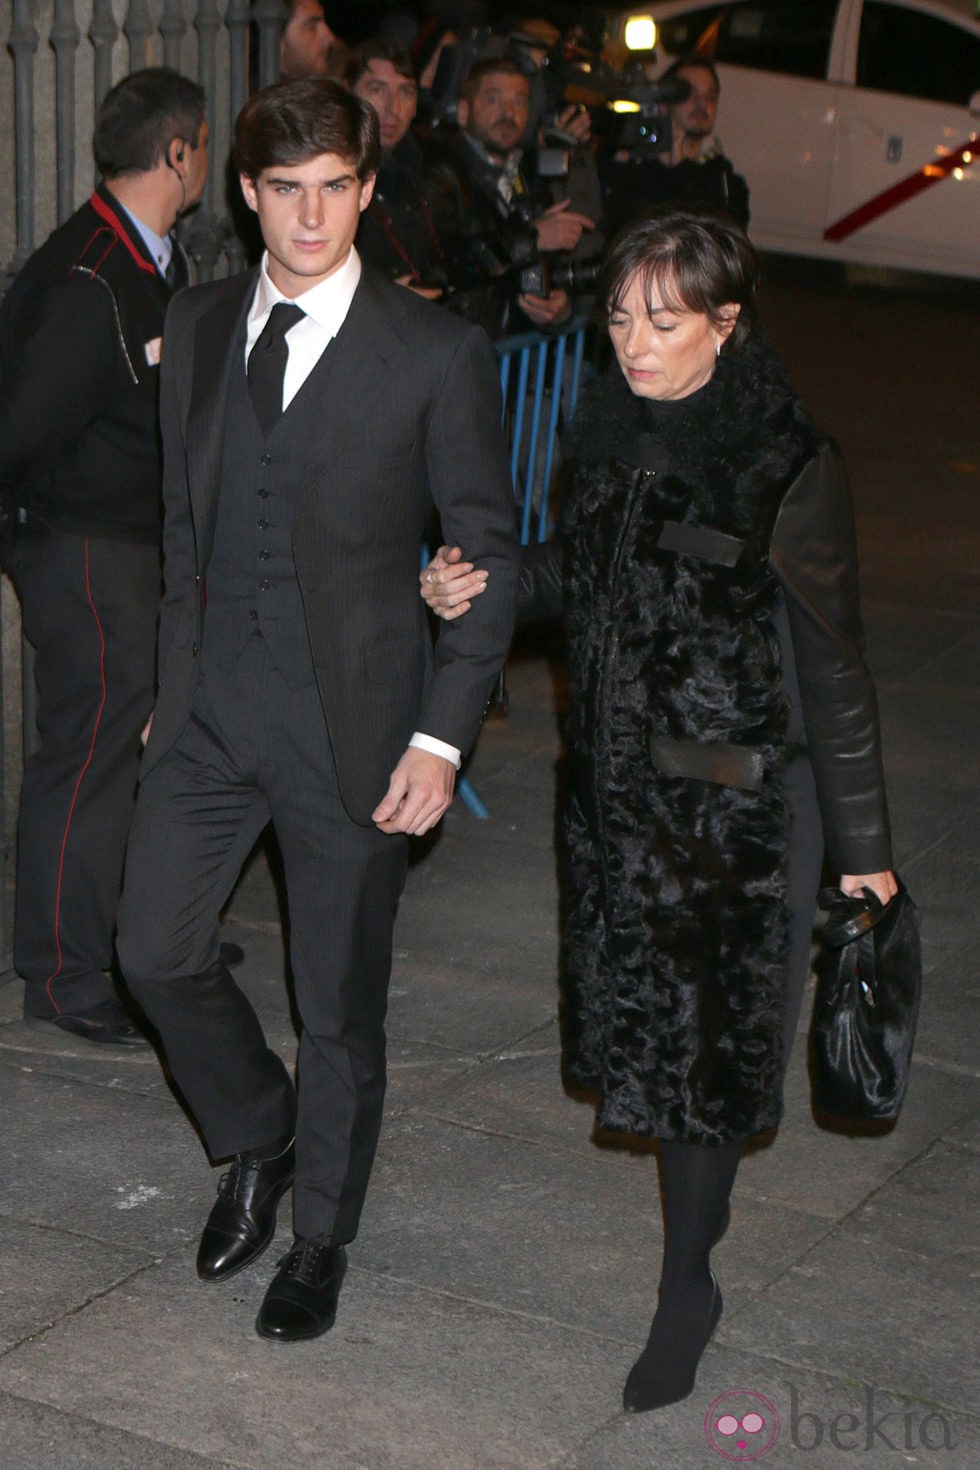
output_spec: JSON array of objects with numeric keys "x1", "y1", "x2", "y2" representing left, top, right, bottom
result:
[{"x1": 818, "y1": 884, "x2": 888, "y2": 948}]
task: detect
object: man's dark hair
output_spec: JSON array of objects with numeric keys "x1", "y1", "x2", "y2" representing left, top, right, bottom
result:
[
  {"x1": 661, "y1": 53, "x2": 721, "y2": 94},
  {"x1": 343, "y1": 38, "x2": 418, "y2": 91},
  {"x1": 604, "y1": 207, "x2": 757, "y2": 351},
  {"x1": 233, "y1": 78, "x2": 380, "y2": 181},
  {"x1": 93, "y1": 68, "x2": 206, "y2": 178},
  {"x1": 458, "y1": 56, "x2": 529, "y2": 105}
]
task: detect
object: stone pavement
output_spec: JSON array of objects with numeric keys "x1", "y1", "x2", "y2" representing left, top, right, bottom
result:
[{"x1": 0, "y1": 268, "x2": 977, "y2": 1469}]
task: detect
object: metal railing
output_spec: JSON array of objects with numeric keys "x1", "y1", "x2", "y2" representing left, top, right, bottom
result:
[
  {"x1": 496, "y1": 314, "x2": 592, "y2": 547},
  {"x1": 3, "y1": 0, "x2": 294, "y2": 290}
]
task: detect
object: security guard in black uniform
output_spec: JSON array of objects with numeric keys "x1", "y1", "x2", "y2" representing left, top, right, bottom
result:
[{"x1": 0, "y1": 68, "x2": 209, "y2": 1045}]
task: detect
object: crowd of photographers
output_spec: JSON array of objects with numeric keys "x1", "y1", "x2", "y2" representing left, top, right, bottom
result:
[{"x1": 282, "y1": 4, "x2": 750, "y2": 340}]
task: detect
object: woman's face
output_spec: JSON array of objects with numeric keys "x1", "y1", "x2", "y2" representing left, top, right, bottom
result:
[{"x1": 608, "y1": 273, "x2": 737, "y2": 401}]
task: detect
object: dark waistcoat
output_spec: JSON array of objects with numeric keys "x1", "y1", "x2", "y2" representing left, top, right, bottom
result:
[{"x1": 203, "y1": 333, "x2": 338, "y2": 690}]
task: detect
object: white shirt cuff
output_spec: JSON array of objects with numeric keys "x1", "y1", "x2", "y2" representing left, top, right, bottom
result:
[{"x1": 410, "y1": 732, "x2": 462, "y2": 770}]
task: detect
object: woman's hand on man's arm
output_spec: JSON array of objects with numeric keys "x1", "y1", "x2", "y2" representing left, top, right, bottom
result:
[{"x1": 420, "y1": 544, "x2": 487, "y2": 620}]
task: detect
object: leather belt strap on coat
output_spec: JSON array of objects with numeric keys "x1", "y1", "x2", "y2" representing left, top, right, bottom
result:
[
  {"x1": 648, "y1": 735, "x2": 765, "y2": 792},
  {"x1": 657, "y1": 520, "x2": 745, "y2": 566}
]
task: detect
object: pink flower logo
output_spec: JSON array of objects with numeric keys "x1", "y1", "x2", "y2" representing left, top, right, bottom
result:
[{"x1": 704, "y1": 1389, "x2": 780, "y2": 1461}]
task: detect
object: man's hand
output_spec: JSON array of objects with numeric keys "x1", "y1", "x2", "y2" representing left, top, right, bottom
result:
[
  {"x1": 532, "y1": 199, "x2": 594, "y2": 253},
  {"x1": 395, "y1": 272, "x2": 444, "y2": 302},
  {"x1": 518, "y1": 288, "x2": 571, "y2": 327},
  {"x1": 555, "y1": 103, "x2": 592, "y2": 144},
  {"x1": 141, "y1": 713, "x2": 154, "y2": 746},
  {"x1": 373, "y1": 747, "x2": 456, "y2": 835},
  {"x1": 421, "y1": 544, "x2": 486, "y2": 620}
]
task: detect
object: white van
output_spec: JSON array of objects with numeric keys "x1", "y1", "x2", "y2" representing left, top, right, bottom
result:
[{"x1": 604, "y1": 0, "x2": 979, "y2": 278}]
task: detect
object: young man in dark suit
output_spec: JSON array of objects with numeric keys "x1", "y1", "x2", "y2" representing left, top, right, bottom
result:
[
  {"x1": 0, "y1": 68, "x2": 208, "y2": 1046},
  {"x1": 115, "y1": 79, "x2": 519, "y2": 1342}
]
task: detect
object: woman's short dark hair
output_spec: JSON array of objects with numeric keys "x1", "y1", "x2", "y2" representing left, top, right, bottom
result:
[
  {"x1": 93, "y1": 68, "x2": 206, "y2": 178},
  {"x1": 603, "y1": 207, "x2": 758, "y2": 351},
  {"x1": 233, "y1": 79, "x2": 380, "y2": 181}
]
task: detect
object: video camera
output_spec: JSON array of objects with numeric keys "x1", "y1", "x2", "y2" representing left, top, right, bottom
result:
[
  {"x1": 430, "y1": 224, "x2": 603, "y2": 311},
  {"x1": 590, "y1": 58, "x2": 692, "y2": 162}
]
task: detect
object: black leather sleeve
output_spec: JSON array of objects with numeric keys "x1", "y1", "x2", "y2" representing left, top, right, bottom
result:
[
  {"x1": 770, "y1": 446, "x2": 893, "y2": 874},
  {"x1": 517, "y1": 538, "x2": 564, "y2": 625}
]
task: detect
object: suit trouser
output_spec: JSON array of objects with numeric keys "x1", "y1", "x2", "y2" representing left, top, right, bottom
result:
[
  {"x1": 8, "y1": 529, "x2": 160, "y2": 1016},
  {"x1": 116, "y1": 634, "x2": 409, "y2": 1245}
]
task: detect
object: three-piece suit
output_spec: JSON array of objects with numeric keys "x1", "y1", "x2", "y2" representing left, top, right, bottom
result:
[{"x1": 115, "y1": 258, "x2": 519, "y2": 1243}]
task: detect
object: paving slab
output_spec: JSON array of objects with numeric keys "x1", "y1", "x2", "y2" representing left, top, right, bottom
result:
[
  {"x1": 0, "y1": 1394, "x2": 234, "y2": 1470},
  {"x1": 0, "y1": 1052, "x2": 212, "y2": 1255},
  {"x1": 0, "y1": 1259, "x2": 631, "y2": 1470},
  {"x1": 0, "y1": 1219, "x2": 148, "y2": 1354},
  {"x1": 718, "y1": 1233, "x2": 977, "y2": 1414},
  {"x1": 357, "y1": 1113, "x2": 827, "y2": 1346},
  {"x1": 561, "y1": 1349, "x2": 980, "y2": 1470},
  {"x1": 836, "y1": 1138, "x2": 978, "y2": 1265},
  {"x1": 386, "y1": 958, "x2": 557, "y2": 1057}
]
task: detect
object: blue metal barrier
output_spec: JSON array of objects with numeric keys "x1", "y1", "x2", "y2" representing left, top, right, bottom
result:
[
  {"x1": 496, "y1": 313, "x2": 591, "y2": 546},
  {"x1": 453, "y1": 316, "x2": 592, "y2": 820}
]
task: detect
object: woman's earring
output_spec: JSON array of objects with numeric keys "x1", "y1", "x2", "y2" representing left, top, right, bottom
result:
[{"x1": 716, "y1": 341, "x2": 721, "y2": 358}]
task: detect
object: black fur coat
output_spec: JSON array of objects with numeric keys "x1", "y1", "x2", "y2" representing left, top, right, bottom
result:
[{"x1": 559, "y1": 332, "x2": 825, "y2": 1144}]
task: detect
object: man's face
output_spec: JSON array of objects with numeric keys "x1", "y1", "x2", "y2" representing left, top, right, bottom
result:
[
  {"x1": 457, "y1": 72, "x2": 531, "y2": 161},
  {"x1": 279, "y1": 0, "x2": 335, "y2": 81},
  {"x1": 670, "y1": 65, "x2": 719, "y2": 145},
  {"x1": 240, "y1": 153, "x2": 375, "y2": 296},
  {"x1": 353, "y1": 58, "x2": 418, "y2": 152},
  {"x1": 181, "y1": 121, "x2": 210, "y2": 211}
]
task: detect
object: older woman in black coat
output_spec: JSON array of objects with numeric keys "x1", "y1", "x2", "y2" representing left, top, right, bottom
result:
[{"x1": 422, "y1": 210, "x2": 896, "y2": 1413}]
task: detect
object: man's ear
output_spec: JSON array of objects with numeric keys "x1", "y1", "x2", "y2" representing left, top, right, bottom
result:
[
  {"x1": 240, "y1": 173, "x2": 259, "y2": 214},
  {"x1": 359, "y1": 172, "x2": 376, "y2": 212},
  {"x1": 456, "y1": 97, "x2": 470, "y2": 130}
]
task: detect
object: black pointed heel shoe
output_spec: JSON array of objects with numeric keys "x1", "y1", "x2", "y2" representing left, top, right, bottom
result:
[{"x1": 622, "y1": 1274, "x2": 723, "y2": 1414}]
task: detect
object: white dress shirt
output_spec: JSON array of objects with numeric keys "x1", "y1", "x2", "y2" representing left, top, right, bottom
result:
[{"x1": 245, "y1": 248, "x2": 461, "y2": 771}]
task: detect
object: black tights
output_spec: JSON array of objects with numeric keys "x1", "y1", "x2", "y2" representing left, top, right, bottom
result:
[{"x1": 657, "y1": 1137, "x2": 741, "y2": 1302}]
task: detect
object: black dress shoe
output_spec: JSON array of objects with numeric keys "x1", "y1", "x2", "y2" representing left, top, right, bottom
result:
[
  {"x1": 25, "y1": 999, "x2": 150, "y2": 1048},
  {"x1": 623, "y1": 1275, "x2": 723, "y2": 1413},
  {"x1": 219, "y1": 941, "x2": 245, "y2": 968},
  {"x1": 255, "y1": 1240, "x2": 347, "y2": 1342},
  {"x1": 196, "y1": 1141, "x2": 295, "y2": 1282}
]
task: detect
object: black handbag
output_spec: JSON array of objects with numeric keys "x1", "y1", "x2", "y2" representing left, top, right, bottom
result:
[{"x1": 811, "y1": 878, "x2": 922, "y2": 1122}]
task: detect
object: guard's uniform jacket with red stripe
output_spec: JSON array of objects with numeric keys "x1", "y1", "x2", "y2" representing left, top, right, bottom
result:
[
  {"x1": 0, "y1": 183, "x2": 169, "y2": 542},
  {"x1": 0, "y1": 184, "x2": 176, "y2": 1021}
]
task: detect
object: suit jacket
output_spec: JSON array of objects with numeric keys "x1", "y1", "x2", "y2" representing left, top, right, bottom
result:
[
  {"x1": 0, "y1": 184, "x2": 172, "y2": 541},
  {"x1": 143, "y1": 262, "x2": 520, "y2": 825}
]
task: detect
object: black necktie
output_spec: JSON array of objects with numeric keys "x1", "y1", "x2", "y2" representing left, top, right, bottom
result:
[{"x1": 247, "y1": 303, "x2": 306, "y2": 435}]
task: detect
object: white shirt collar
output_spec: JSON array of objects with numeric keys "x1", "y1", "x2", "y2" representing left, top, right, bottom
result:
[{"x1": 249, "y1": 247, "x2": 362, "y2": 338}]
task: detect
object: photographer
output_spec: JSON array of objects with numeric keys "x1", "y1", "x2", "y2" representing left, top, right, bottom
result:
[
  {"x1": 508, "y1": 15, "x2": 605, "y2": 265},
  {"x1": 346, "y1": 40, "x2": 457, "y2": 301},
  {"x1": 429, "y1": 56, "x2": 596, "y2": 337},
  {"x1": 601, "y1": 54, "x2": 749, "y2": 236}
]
